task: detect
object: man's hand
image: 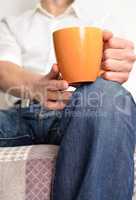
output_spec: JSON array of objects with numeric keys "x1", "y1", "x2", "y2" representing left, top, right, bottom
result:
[
  {"x1": 102, "y1": 31, "x2": 136, "y2": 83},
  {"x1": 31, "y1": 64, "x2": 72, "y2": 110}
]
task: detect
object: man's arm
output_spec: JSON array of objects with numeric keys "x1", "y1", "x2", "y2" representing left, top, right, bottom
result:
[
  {"x1": 0, "y1": 18, "x2": 72, "y2": 110},
  {"x1": 0, "y1": 61, "x2": 72, "y2": 110},
  {"x1": 0, "y1": 61, "x2": 42, "y2": 97}
]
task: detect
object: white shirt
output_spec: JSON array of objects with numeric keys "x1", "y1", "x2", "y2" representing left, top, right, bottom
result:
[{"x1": 0, "y1": 0, "x2": 136, "y2": 102}]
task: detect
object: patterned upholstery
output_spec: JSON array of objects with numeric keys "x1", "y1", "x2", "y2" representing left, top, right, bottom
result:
[
  {"x1": 0, "y1": 145, "x2": 58, "y2": 200},
  {"x1": 26, "y1": 159, "x2": 55, "y2": 200},
  {"x1": 0, "y1": 145, "x2": 136, "y2": 200}
]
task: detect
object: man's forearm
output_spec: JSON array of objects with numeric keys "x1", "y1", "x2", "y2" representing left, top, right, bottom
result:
[{"x1": 0, "y1": 61, "x2": 42, "y2": 98}]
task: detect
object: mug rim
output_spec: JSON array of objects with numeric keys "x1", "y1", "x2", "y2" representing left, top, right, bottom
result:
[{"x1": 53, "y1": 26, "x2": 102, "y2": 35}]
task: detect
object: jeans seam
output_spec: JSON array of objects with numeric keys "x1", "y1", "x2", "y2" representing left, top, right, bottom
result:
[{"x1": 0, "y1": 135, "x2": 31, "y2": 140}]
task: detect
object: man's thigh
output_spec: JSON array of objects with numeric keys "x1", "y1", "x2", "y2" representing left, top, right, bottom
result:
[{"x1": 0, "y1": 107, "x2": 34, "y2": 147}]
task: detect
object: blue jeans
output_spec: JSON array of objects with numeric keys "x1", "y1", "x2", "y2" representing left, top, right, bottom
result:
[{"x1": 0, "y1": 78, "x2": 136, "y2": 200}]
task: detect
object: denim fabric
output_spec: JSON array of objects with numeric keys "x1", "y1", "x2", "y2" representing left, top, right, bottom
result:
[
  {"x1": 0, "y1": 103, "x2": 62, "y2": 147},
  {"x1": 0, "y1": 77, "x2": 136, "y2": 200},
  {"x1": 53, "y1": 78, "x2": 136, "y2": 200}
]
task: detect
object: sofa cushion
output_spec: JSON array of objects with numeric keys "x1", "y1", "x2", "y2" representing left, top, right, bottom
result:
[{"x1": 0, "y1": 145, "x2": 59, "y2": 200}]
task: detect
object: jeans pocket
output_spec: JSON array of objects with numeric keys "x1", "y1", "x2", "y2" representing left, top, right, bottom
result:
[
  {"x1": 0, "y1": 117, "x2": 33, "y2": 147},
  {"x1": 0, "y1": 134, "x2": 33, "y2": 147}
]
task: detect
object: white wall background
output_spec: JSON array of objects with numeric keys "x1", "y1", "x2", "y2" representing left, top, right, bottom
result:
[{"x1": 0, "y1": 0, "x2": 38, "y2": 19}]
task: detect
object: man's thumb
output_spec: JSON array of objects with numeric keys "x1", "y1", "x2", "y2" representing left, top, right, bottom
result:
[
  {"x1": 47, "y1": 64, "x2": 59, "y2": 79},
  {"x1": 103, "y1": 30, "x2": 113, "y2": 41}
]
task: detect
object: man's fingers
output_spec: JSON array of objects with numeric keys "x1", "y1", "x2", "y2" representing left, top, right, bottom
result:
[
  {"x1": 46, "y1": 64, "x2": 59, "y2": 80},
  {"x1": 47, "y1": 91, "x2": 73, "y2": 101},
  {"x1": 102, "y1": 71, "x2": 129, "y2": 83},
  {"x1": 102, "y1": 59, "x2": 132, "y2": 72},
  {"x1": 103, "y1": 49, "x2": 136, "y2": 61},
  {"x1": 47, "y1": 80, "x2": 69, "y2": 91},
  {"x1": 107, "y1": 37, "x2": 135, "y2": 49},
  {"x1": 103, "y1": 31, "x2": 113, "y2": 41},
  {"x1": 44, "y1": 101, "x2": 66, "y2": 110}
]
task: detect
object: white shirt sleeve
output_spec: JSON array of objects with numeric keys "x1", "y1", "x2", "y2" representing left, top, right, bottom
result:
[{"x1": 0, "y1": 18, "x2": 22, "y2": 66}]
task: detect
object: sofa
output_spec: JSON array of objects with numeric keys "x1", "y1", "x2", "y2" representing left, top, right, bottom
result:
[
  {"x1": 0, "y1": 145, "x2": 58, "y2": 200},
  {"x1": 0, "y1": 145, "x2": 136, "y2": 200}
]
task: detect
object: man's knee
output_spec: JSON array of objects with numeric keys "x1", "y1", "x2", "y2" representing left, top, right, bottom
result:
[
  {"x1": 62, "y1": 78, "x2": 135, "y2": 149},
  {"x1": 73, "y1": 78, "x2": 135, "y2": 145},
  {"x1": 73, "y1": 78, "x2": 134, "y2": 115}
]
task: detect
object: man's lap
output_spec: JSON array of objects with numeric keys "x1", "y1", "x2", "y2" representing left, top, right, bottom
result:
[{"x1": 0, "y1": 78, "x2": 135, "y2": 147}]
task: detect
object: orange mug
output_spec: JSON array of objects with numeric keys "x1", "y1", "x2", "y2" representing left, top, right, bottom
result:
[{"x1": 53, "y1": 27, "x2": 103, "y2": 85}]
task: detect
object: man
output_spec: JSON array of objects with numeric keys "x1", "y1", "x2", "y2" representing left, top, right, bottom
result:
[{"x1": 0, "y1": 0, "x2": 136, "y2": 199}]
